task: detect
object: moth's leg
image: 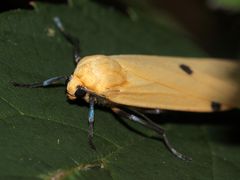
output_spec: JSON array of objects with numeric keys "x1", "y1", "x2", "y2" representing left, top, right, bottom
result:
[
  {"x1": 111, "y1": 107, "x2": 192, "y2": 161},
  {"x1": 88, "y1": 95, "x2": 96, "y2": 150},
  {"x1": 53, "y1": 17, "x2": 81, "y2": 64},
  {"x1": 12, "y1": 76, "x2": 68, "y2": 88},
  {"x1": 135, "y1": 108, "x2": 164, "y2": 114}
]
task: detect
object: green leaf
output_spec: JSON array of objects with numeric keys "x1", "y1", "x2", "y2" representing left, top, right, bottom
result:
[
  {"x1": 0, "y1": 0, "x2": 239, "y2": 179},
  {"x1": 208, "y1": 0, "x2": 240, "y2": 11}
]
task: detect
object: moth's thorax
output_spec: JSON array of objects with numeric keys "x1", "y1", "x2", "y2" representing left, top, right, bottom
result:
[{"x1": 66, "y1": 55, "x2": 126, "y2": 100}]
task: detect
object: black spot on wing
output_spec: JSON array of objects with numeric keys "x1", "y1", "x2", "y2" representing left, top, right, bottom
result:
[
  {"x1": 179, "y1": 64, "x2": 193, "y2": 75},
  {"x1": 211, "y1": 101, "x2": 222, "y2": 112}
]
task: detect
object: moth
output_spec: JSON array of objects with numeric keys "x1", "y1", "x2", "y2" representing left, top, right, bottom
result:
[{"x1": 13, "y1": 17, "x2": 240, "y2": 161}]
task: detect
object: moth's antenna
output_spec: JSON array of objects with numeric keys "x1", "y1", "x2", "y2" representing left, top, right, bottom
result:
[
  {"x1": 53, "y1": 16, "x2": 65, "y2": 31},
  {"x1": 53, "y1": 16, "x2": 81, "y2": 64}
]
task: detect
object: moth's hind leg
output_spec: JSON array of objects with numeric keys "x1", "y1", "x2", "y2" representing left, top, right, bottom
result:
[
  {"x1": 12, "y1": 76, "x2": 69, "y2": 88},
  {"x1": 134, "y1": 108, "x2": 164, "y2": 114},
  {"x1": 111, "y1": 107, "x2": 192, "y2": 161}
]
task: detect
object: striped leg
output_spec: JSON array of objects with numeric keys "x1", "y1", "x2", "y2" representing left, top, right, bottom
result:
[
  {"x1": 111, "y1": 107, "x2": 192, "y2": 161},
  {"x1": 12, "y1": 76, "x2": 68, "y2": 88}
]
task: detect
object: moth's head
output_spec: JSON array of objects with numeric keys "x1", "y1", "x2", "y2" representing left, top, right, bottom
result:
[
  {"x1": 66, "y1": 54, "x2": 126, "y2": 101},
  {"x1": 66, "y1": 75, "x2": 86, "y2": 100}
]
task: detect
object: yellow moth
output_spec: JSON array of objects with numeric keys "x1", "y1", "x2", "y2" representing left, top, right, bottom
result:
[
  {"x1": 67, "y1": 54, "x2": 240, "y2": 112},
  {"x1": 13, "y1": 17, "x2": 240, "y2": 161}
]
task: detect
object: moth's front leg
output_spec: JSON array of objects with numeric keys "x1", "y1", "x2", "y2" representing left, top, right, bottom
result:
[{"x1": 12, "y1": 76, "x2": 69, "y2": 88}]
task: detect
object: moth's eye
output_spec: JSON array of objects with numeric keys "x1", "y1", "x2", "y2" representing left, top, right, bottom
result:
[{"x1": 74, "y1": 86, "x2": 86, "y2": 98}]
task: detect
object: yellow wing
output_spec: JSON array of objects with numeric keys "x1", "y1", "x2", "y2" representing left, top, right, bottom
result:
[{"x1": 101, "y1": 55, "x2": 240, "y2": 112}]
